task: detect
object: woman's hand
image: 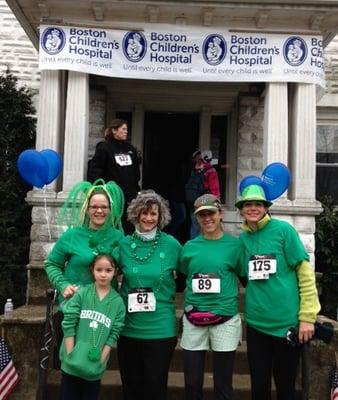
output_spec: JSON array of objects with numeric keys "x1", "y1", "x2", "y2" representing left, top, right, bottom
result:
[
  {"x1": 101, "y1": 345, "x2": 111, "y2": 363},
  {"x1": 63, "y1": 285, "x2": 79, "y2": 299},
  {"x1": 298, "y1": 321, "x2": 315, "y2": 343},
  {"x1": 65, "y1": 337, "x2": 74, "y2": 354}
]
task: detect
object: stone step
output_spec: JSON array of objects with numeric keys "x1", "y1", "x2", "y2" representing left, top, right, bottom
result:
[
  {"x1": 27, "y1": 262, "x2": 51, "y2": 305},
  {"x1": 0, "y1": 305, "x2": 47, "y2": 400},
  {"x1": 46, "y1": 369, "x2": 256, "y2": 400},
  {"x1": 105, "y1": 340, "x2": 249, "y2": 374}
]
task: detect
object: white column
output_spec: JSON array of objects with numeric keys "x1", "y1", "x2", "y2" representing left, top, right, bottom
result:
[
  {"x1": 62, "y1": 72, "x2": 89, "y2": 191},
  {"x1": 199, "y1": 106, "x2": 211, "y2": 150},
  {"x1": 289, "y1": 83, "x2": 317, "y2": 202},
  {"x1": 36, "y1": 70, "x2": 62, "y2": 150},
  {"x1": 263, "y1": 82, "x2": 289, "y2": 203},
  {"x1": 35, "y1": 70, "x2": 63, "y2": 191},
  {"x1": 263, "y1": 83, "x2": 288, "y2": 165}
]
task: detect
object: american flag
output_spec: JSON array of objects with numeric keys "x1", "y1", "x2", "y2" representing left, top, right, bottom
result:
[
  {"x1": 332, "y1": 367, "x2": 338, "y2": 400},
  {"x1": 0, "y1": 338, "x2": 19, "y2": 400}
]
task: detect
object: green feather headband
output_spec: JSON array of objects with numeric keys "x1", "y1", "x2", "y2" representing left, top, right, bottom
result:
[{"x1": 58, "y1": 179, "x2": 125, "y2": 231}]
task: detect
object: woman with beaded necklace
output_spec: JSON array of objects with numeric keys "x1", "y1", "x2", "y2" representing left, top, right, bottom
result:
[{"x1": 117, "y1": 190, "x2": 182, "y2": 400}]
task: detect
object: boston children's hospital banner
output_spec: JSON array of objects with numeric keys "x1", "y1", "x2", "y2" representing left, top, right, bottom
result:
[{"x1": 39, "y1": 24, "x2": 325, "y2": 87}]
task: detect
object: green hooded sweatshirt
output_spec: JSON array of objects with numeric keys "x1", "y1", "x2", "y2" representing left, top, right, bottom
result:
[{"x1": 60, "y1": 283, "x2": 125, "y2": 381}]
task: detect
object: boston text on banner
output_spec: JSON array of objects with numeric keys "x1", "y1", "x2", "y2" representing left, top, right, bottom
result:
[{"x1": 39, "y1": 24, "x2": 325, "y2": 88}]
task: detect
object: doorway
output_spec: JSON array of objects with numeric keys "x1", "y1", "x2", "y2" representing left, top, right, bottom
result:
[
  {"x1": 143, "y1": 112, "x2": 199, "y2": 242},
  {"x1": 143, "y1": 112, "x2": 199, "y2": 196}
]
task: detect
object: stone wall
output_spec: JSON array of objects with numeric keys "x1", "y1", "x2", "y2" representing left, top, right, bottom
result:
[
  {"x1": 324, "y1": 37, "x2": 338, "y2": 94},
  {"x1": 88, "y1": 86, "x2": 106, "y2": 157},
  {"x1": 237, "y1": 95, "x2": 264, "y2": 181}
]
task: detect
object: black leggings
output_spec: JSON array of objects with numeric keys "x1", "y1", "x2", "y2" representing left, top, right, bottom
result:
[
  {"x1": 59, "y1": 371, "x2": 101, "y2": 400},
  {"x1": 117, "y1": 335, "x2": 177, "y2": 400},
  {"x1": 183, "y1": 349, "x2": 236, "y2": 400},
  {"x1": 246, "y1": 325, "x2": 301, "y2": 400}
]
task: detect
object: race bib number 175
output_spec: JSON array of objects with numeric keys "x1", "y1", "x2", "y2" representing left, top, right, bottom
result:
[{"x1": 248, "y1": 254, "x2": 276, "y2": 280}]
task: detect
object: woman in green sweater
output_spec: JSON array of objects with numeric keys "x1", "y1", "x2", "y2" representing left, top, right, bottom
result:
[
  {"x1": 235, "y1": 184, "x2": 320, "y2": 400},
  {"x1": 179, "y1": 194, "x2": 243, "y2": 400},
  {"x1": 117, "y1": 190, "x2": 181, "y2": 400},
  {"x1": 44, "y1": 179, "x2": 125, "y2": 360}
]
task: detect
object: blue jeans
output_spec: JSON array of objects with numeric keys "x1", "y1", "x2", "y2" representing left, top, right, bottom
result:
[{"x1": 166, "y1": 201, "x2": 187, "y2": 235}]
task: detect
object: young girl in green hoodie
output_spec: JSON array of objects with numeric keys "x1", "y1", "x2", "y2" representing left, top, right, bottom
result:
[{"x1": 59, "y1": 254, "x2": 126, "y2": 400}]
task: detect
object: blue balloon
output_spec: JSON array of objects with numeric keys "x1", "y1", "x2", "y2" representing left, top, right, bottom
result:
[
  {"x1": 40, "y1": 149, "x2": 62, "y2": 184},
  {"x1": 239, "y1": 175, "x2": 262, "y2": 195},
  {"x1": 17, "y1": 150, "x2": 49, "y2": 188},
  {"x1": 261, "y1": 162, "x2": 291, "y2": 201}
]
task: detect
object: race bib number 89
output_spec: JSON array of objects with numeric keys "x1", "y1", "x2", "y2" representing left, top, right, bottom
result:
[
  {"x1": 248, "y1": 254, "x2": 276, "y2": 280},
  {"x1": 128, "y1": 288, "x2": 156, "y2": 312},
  {"x1": 192, "y1": 273, "x2": 220, "y2": 293}
]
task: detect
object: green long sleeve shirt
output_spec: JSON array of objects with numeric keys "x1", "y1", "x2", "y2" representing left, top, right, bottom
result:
[{"x1": 44, "y1": 225, "x2": 123, "y2": 304}]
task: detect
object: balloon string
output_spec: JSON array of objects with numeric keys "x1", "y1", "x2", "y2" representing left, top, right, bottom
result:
[{"x1": 43, "y1": 186, "x2": 52, "y2": 241}]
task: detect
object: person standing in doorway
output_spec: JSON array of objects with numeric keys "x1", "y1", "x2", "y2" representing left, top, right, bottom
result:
[
  {"x1": 185, "y1": 149, "x2": 220, "y2": 239},
  {"x1": 87, "y1": 118, "x2": 141, "y2": 233}
]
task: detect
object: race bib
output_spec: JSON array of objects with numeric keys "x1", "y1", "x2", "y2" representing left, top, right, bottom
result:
[
  {"x1": 248, "y1": 254, "x2": 277, "y2": 280},
  {"x1": 128, "y1": 288, "x2": 156, "y2": 312},
  {"x1": 192, "y1": 273, "x2": 220, "y2": 293},
  {"x1": 115, "y1": 153, "x2": 132, "y2": 166}
]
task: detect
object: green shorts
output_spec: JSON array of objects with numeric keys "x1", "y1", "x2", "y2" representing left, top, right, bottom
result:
[{"x1": 180, "y1": 313, "x2": 242, "y2": 352}]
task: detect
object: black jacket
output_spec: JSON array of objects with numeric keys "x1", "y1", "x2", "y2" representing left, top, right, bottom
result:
[{"x1": 87, "y1": 136, "x2": 140, "y2": 202}]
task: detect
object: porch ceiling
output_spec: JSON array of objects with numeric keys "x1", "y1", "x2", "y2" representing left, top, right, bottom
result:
[
  {"x1": 91, "y1": 76, "x2": 252, "y2": 113},
  {"x1": 6, "y1": 0, "x2": 338, "y2": 49}
]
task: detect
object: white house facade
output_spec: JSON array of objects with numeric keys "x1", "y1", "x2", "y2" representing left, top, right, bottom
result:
[{"x1": 2, "y1": 0, "x2": 338, "y2": 303}]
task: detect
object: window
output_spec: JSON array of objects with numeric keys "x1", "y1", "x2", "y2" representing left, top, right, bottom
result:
[{"x1": 316, "y1": 122, "x2": 338, "y2": 203}]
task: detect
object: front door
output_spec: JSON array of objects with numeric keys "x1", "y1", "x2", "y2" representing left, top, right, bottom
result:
[
  {"x1": 143, "y1": 112, "x2": 199, "y2": 242},
  {"x1": 143, "y1": 112, "x2": 199, "y2": 197}
]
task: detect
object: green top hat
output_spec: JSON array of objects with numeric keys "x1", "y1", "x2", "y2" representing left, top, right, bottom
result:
[{"x1": 235, "y1": 184, "x2": 273, "y2": 209}]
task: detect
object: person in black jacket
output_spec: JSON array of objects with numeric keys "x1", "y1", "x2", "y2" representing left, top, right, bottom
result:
[{"x1": 87, "y1": 118, "x2": 140, "y2": 233}]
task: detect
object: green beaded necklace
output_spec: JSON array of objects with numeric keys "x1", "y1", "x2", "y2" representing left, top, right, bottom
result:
[
  {"x1": 130, "y1": 229, "x2": 161, "y2": 262},
  {"x1": 88, "y1": 284, "x2": 112, "y2": 362},
  {"x1": 129, "y1": 230, "x2": 167, "y2": 293}
]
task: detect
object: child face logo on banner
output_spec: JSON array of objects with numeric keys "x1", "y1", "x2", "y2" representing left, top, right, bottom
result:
[
  {"x1": 41, "y1": 27, "x2": 66, "y2": 55},
  {"x1": 283, "y1": 36, "x2": 308, "y2": 66},
  {"x1": 202, "y1": 34, "x2": 227, "y2": 66},
  {"x1": 122, "y1": 31, "x2": 147, "y2": 62}
]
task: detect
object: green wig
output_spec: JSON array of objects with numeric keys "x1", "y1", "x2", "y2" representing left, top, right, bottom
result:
[{"x1": 58, "y1": 179, "x2": 125, "y2": 231}]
